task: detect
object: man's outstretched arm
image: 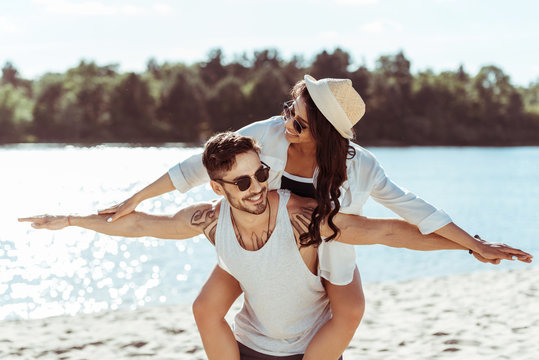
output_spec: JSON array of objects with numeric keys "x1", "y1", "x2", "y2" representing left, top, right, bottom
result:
[
  {"x1": 332, "y1": 215, "x2": 463, "y2": 250},
  {"x1": 19, "y1": 201, "x2": 220, "y2": 243},
  {"x1": 287, "y1": 197, "x2": 465, "y2": 251},
  {"x1": 286, "y1": 195, "x2": 531, "y2": 263}
]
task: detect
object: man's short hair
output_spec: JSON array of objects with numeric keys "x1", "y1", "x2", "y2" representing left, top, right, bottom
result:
[{"x1": 202, "y1": 132, "x2": 261, "y2": 180}]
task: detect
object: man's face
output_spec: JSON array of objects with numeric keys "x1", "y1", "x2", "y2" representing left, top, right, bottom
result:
[{"x1": 215, "y1": 151, "x2": 269, "y2": 215}]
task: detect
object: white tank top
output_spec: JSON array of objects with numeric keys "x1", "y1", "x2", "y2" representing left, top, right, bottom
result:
[{"x1": 215, "y1": 189, "x2": 331, "y2": 356}]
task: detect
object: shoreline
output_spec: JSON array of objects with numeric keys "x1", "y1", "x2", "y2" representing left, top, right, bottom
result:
[{"x1": 1, "y1": 267, "x2": 537, "y2": 359}]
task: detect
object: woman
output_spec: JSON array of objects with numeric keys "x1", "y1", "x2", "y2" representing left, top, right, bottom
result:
[{"x1": 100, "y1": 75, "x2": 529, "y2": 359}]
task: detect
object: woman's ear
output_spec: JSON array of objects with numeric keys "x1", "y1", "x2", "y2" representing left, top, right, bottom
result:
[{"x1": 210, "y1": 180, "x2": 224, "y2": 196}]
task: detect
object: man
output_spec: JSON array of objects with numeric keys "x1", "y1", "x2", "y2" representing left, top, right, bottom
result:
[{"x1": 20, "y1": 132, "x2": 531, "y2": 359}]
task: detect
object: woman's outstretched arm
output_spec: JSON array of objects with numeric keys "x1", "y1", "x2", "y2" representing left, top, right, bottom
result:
[
  {"x1": 98, "y1": 172, "x2": 175, "y2": 222},
  {"x1": 98, "y1": 118, "x2": 277, "y2": 223}
]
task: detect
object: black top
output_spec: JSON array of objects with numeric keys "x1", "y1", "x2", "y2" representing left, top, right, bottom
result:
[{"x1": 280, "y1": 173, "x2": 316, "y2": 199}]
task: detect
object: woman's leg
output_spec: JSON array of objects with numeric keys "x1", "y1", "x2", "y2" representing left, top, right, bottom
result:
[
  {"x1": 302, "y1": 267, "x2": 365, "y2": 360},
  {"x1": 192, "y1": 264, "x2": 243, "y2": 360}
]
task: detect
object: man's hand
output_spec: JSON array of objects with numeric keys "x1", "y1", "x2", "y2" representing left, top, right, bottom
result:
[
  {"x1": 19, "y1": 215, "x2": 70, "y2": 230},
  {"x1": 470, "y1": 251, "x2": 500, "y2": 264},
  {"x1": 98, "y1": 196, "x2": 139, "y2": 223}
]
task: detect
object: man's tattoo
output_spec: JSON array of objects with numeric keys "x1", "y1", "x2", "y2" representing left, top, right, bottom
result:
[
  {"x1": 290, "y1": 206, "x2": 314, "y2": 240},
  {"x1": 235, "y1": 228, "x2": 272, "y2": 251},
  {"x1": 191, "y1": 208, "x2": 218, "y2": 245},
  {"x1": 206, "y1": 223, "x2": 217, "y2": 245},
  {"x1": 253, "y1": 230, "x2": 272, "y2": 250}
]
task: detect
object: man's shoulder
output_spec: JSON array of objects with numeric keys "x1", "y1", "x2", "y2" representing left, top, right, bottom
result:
[
  {"x1": 187, "y1": 199, "x2": 222, "y2": 227},
  {"x1": 187, "y1": 198, "x2": 222, "y2": 211},
  {"x1": 285, "y1": 192, "x2": 316, "y2": 228},
  {"x1": 267, "y1": 190, "x2": 315, "y2": 224},
  {"x1": 281, "y1": 192, "x2": 316, "y2": 242},
  {"x1": 286, "y1": 192, "x2": 317, "y2": 213},
  {"x1": 187, "y1": 199, "x2": 222, "y2": 245}
]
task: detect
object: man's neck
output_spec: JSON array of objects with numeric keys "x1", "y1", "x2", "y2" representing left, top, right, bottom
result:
[
  {"x1": 229, "y1": 193, "x2": 274, "y2": 251},
  {"x1": 230, "y1": 207, "x2": 268, "y2": 230}
]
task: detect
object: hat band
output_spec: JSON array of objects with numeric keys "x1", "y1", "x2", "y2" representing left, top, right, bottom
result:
[{"x1": 312, "y1": 81, "x2": 353, "y2": 139}]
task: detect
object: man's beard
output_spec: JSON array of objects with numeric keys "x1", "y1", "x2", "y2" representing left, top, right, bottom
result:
[{"x1": 224, "y1": 187, "x2": 268, "y2": 215}]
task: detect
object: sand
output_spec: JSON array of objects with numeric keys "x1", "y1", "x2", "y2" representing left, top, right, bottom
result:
[{"x1": 1, "y1": 267, "x2": 537, "y2": 360}]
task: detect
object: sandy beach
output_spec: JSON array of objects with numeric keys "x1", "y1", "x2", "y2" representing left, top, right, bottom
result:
[{"x1": 1, "y1": 266, "x2": 537, "y2": 360}]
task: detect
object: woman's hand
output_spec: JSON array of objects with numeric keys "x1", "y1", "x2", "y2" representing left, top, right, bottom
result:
[
  {"x1": 474, "y1": 236, "x2": 533, "y2": 264},
  {"x1": 98, "y1": 196, "x2": 140, "y2": 223},
  {"x1": 98, "y1": 173, "x2": 176, "y2": 223}
]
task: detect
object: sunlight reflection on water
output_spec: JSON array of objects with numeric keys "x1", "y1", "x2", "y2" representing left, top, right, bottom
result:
[{"x1": 2, "y1": 145, "x2": 217, "y2": 320}]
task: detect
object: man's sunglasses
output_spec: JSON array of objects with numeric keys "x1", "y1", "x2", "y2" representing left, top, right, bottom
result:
[
  {"x1": 215, "y1": 161, "x2": 271, "y2": 191},
  {"x1": 283, "y1": 101, "x2": 307, "y2": 135}
]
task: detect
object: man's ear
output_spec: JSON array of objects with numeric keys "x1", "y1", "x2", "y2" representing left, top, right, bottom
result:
[{"x1": 210, "y1": 180, "x2": 225, "y2": 196}]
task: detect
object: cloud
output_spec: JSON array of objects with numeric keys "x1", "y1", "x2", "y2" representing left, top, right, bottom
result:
[
  {"x1": 360, "y1": 19, "x2": 403, "y2": 33},
  {"x1": 32, "y1": 0, "x2": 171, "y2": 17},
  {"x1": 152, "y1": 3, "x2": 173, "y2": 16},
  {"x1": 0, "y1": 16, "x2": 19, "y2": 33}
]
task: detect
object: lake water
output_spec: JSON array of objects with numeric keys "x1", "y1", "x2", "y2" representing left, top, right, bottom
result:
[{"x1": 1, "y1": 145, "x2": 538, "y2": 321}]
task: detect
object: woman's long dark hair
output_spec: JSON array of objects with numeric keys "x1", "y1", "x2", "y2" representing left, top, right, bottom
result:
[{"x1": 292, "y1": 81, "x2": 356, "y2": 247}]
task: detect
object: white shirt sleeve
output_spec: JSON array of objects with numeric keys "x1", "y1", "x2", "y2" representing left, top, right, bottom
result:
[
  {"x1": 368, "y1": 153, "x2": 452, "y2": 234},
  {"x1": 168, "y1": 152, "x2": 208, "y2": 193}
]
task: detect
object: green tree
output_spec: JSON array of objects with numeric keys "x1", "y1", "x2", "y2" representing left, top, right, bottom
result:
[
  {"x1": 226, "y1": 52, "x2": 250, "y2": 80},
  {"x1": 471, "y1": 66, "x2": 524, "y2": 143},
  {"x1": 146, "y1": 58, "x2": 162, "y2": 79},
  {"x1": 109, "y1": 73, "x2": 157, "y2": 141},
  {"x1": 408, "y1": 69, "x2": 473, "y2": 144},
  {"x1": 61, "y1": 61, "x2": 118, "y2": 140},
  {"x1": 207, "y1": 76, "x2": 247, "y2": 133},
  {"x1": 0, "y1": 85, "x2": 34, "y2": 142},
  {"x1": 360, "y1": 51, "x2": 413, "y2": 143},
  {"x1": 157, "y1": 68, "x2": 208, "y2": 142},
  {"x1": 252, "y1": 49, "x2": 283, "y2": 71},
  {"x1": 244, "y1": 67, "x2": 288, "y2": 123},
  {"x1": 200, "y1": 48, "x2": 228, "y2": 86},
  {"x1": 2, "y1": 61, "x2": 33, "y2": 97},
  {"x1": 521, "y1": 80, "x2": 539, "y2": 114},
  {"x1": 310, "y1": 48, "x2": 351, "y2": 79},
  {"x1": 32, "y1": 74, "x2": 66, "y2": 140},
  {"x1": 2, "y1": 47, "x2": 538, "y2": 145},
  {"x1": 281, "y1": 55, "x2": 306, "y2": 92},
  {"x1": 1, "y1": 62, "x2": 19, "y2": 87}
]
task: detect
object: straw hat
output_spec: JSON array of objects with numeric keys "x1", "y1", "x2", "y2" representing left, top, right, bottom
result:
[{"x1": 304, "y1": 74, "x2": 365, "y2": 139}]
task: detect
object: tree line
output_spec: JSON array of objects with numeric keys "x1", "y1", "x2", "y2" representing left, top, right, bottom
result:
[{"x1": 1, "y1": 48, "x2": 538, "y2": 145}]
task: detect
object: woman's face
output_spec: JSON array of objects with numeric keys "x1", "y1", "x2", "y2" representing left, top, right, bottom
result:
[{"x1": 284, "y1": 96, "x2": 315, "y2": 144}]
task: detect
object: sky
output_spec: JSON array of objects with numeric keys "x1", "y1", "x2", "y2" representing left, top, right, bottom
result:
[{"x1": 1, "y1": 0, "x2": 538, "y2": 86}]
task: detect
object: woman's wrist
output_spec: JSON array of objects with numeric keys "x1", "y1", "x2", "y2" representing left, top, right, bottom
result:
[
  {"x1": 130, "y1": 192, "x2": 144, "y2": 204},
  {"x1": 470, "y1": 234, "x2": 487, "y2": 253}
]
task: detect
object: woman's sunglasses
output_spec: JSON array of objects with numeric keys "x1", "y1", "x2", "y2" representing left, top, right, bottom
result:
[
  {"x1": 283, "y1": 101, "x2": 307, "y2": 135},
  {"x1": 215, "y1": 161, "x2": 271, "y2": 191}
]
